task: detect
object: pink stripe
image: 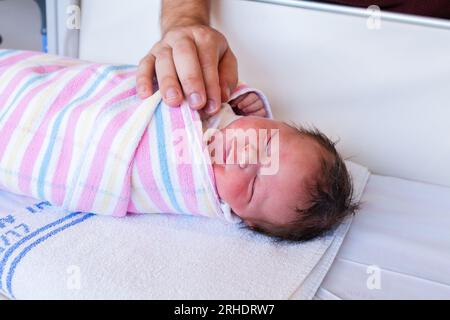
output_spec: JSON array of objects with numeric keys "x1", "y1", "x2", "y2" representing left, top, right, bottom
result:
[
  {"x1": 0, "y1": 66, "x2": 72, "y2": 162},
  {"x1": 0, "y1": 65, "x2": 65, "y2": 113},
  {"x1": 50, "y1": 71, "x2": 136, "y2": 204},
  {"x1": 17, "y1": 65, "x2": 99, "y2": 195},
  {"x1": 75, "y1": 104, "x2": 142, "y2": 213},
  {"x1": 127, "y1": 199, "x2": 139, "y2": 213},
  {"x1": 169, "y1": 106, "x2": 199, "y2": 215},
  {"x1": 0, "y1": 51, "x2": 41, "y2": 68},
  {"x1": 112, "y1": 164, "x2": 134, "y2": 217},
  {"x1": 133, "y1": 128, "x2": 172, "y2": 214}
]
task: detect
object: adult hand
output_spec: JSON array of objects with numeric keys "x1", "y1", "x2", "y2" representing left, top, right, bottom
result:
[{"x1": 137, "y1": 25, "x2": 238, "y2": 116}]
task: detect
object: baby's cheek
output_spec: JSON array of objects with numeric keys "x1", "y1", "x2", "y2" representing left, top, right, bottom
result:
[
  {"x1": 214, "y1": 166, "x2": 235, "y2": 202},
  {"x1": 214, "y1": 166, "x2": 249, "y2": 209}
]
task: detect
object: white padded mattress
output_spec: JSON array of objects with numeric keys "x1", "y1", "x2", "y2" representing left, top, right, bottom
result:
[
  {"x1": 1, "y1": 173, "x2": 449, "y2": 299},
  {"x1": 314, "y1": 175, "x2": 450, "y2": 299}
]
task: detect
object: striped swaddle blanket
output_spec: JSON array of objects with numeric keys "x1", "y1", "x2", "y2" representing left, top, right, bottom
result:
[{"x1": 0, "y1": 49, "x2": 233, "y2": 220}]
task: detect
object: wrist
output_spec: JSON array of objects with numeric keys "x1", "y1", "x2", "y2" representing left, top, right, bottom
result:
[
  {"x1": 162, "y1": 18, "x2": 208, "y2": 36},
  {"x1": 161, "y1": 0, "x2": 210, "y2": 36}
]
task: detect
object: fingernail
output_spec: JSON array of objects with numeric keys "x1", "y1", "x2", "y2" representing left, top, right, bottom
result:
[
  {"x1": 225, "y1": 87, "x2": 231, "y2": 101},
  {"x1": 165, "y1": 87, "x2": 179, "y2": 100},
  {"x1": 205, "y1": 100, "x2": 218, "y2": 114},
  {"x1": 188, "y1": 92, "x2": 203, "y2": 108}
]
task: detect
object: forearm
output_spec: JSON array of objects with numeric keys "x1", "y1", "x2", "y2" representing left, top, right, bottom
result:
[{"x1": 161, "y1": 0, "x2": 210, "y2": 35}]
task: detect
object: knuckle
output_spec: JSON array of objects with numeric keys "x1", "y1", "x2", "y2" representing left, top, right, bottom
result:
[
  {"x1": 139, "y1": 55, "x2": 151, "y2": 67},
  {"x1": 175, "y1": 39, "x2": 195, "y2": 55},
  {"x1": 201, "y1": 33, "x2": 216, "y2": 46},
  {"x1": 180, "y1": 74, "x2": 201, "y2": 89},
  {"x1": 200, "y1": 57, "x2": 217, "y2": 70},
  {"x1": 136, "y1": 73, "x2": 150, "y2": 82},
  {"x1": 165, "y1": 28, "x2": 182, "y2": 39},
  {"x1": 159, "y1": 75, "x2": 179, "y2": 86},
  {"x1": 149, "y1": 42, "x2": 163, "y2": 55},
  {"x1": 203, "y1": 74, "x2": 220, "y2": 90},
  {"x1": 195, "y1": 27, "x2": 219, "y2": 45},
  {"x1": 165, "y1": 28, "x2": 191, "y2": 43},
  {"x1": 214, "y1": 31, "x2": 227, "y2": 45},
  {"x1": 163, "y1": 30, "x2": 177, "y2": 42},
  {"x1": 164, "y1": 29, "x2": 176, "y2": 39},
  {"x1": 136, "y1": 77, "x2": 150, "y2": 88},
  {"x1": 193, "y1": 25, "x2": 210, "y2": 36},
  {"x1": 154, "y1": 47, "x2": 171, "y2": 60}
]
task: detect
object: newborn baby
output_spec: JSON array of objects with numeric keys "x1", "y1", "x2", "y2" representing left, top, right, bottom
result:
[
  {"x1": 0, "y1": 50, "x2": 356, "y2": 243},
  {"x1": 206, "y1": 92, "x2": 357, "y2": 241}
]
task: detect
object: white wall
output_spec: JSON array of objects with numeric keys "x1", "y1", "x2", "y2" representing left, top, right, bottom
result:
[
  {"x1": 0, "y1": 0, "x2": 42, "y2": 51},
  {"x1": 79, "y1": 0, "x2": 160, "y2": 64},
  {"x1": 78, "y1": 0, "x2": 450, "y2": 187}
]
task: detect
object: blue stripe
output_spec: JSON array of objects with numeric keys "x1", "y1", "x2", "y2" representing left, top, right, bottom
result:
[
  {"x1": 0, "y1": 211, "x2": 82, "y2": 290},
  {"x1": 61, "y1": 94, "x2": 137, "y2": 208},
  {"x1": 0, "y1": 73, "x2": 51, "y2": 124},
  {"x1": 155, "y1": 102, "x2": 184, "y2": 213},
  {"x1": 36, "y1": 65, "x2": 133, "y2": 199},
  {"x1": 6, "y1": 213, "x2": 95, "y2": 298},
  {"x1": 0, "y1": 50, "x2": 16, "y2": 59}
]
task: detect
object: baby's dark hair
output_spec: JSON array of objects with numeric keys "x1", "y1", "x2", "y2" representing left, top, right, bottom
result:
[{"x1": 249, "y1": 125, "x2": 358, "y2": 243}]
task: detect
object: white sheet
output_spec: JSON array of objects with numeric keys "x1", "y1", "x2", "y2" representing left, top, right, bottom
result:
[{"x1": 313, "y1": 175, "x2": 450, "y2": 299}]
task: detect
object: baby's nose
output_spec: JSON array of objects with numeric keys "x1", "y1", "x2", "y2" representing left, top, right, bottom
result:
[{"x1": 238, "y1": 144, "x2": 258, "y2": 169}]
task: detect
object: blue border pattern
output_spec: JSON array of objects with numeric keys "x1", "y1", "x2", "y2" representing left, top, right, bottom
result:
[{"x1": 0, "y1": 211, "x2": 94, "y2": 298}]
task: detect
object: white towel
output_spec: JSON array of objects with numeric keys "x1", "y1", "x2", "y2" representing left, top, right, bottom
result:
[{"x1": 0, "y1": 161, "x2": 369, "y2": 299}]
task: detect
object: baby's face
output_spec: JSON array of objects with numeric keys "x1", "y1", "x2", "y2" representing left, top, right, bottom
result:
[{"x1": 211, "y1": 116, "x2": 325, "y2": 229}]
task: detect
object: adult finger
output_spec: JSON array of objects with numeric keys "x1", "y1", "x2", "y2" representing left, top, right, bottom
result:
[
  {"x1": 172, "y1": 38, "x2": 207, "y2": 110},
  {"x1": 196, "y1": 37, "x2": 222, "y2": 115},
  {"x1": 154, "y1": 46, "x2": 183, "y2": 107},
  {"x1": 136, "y1": 52, "x2": 157, "y2": 99}
]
